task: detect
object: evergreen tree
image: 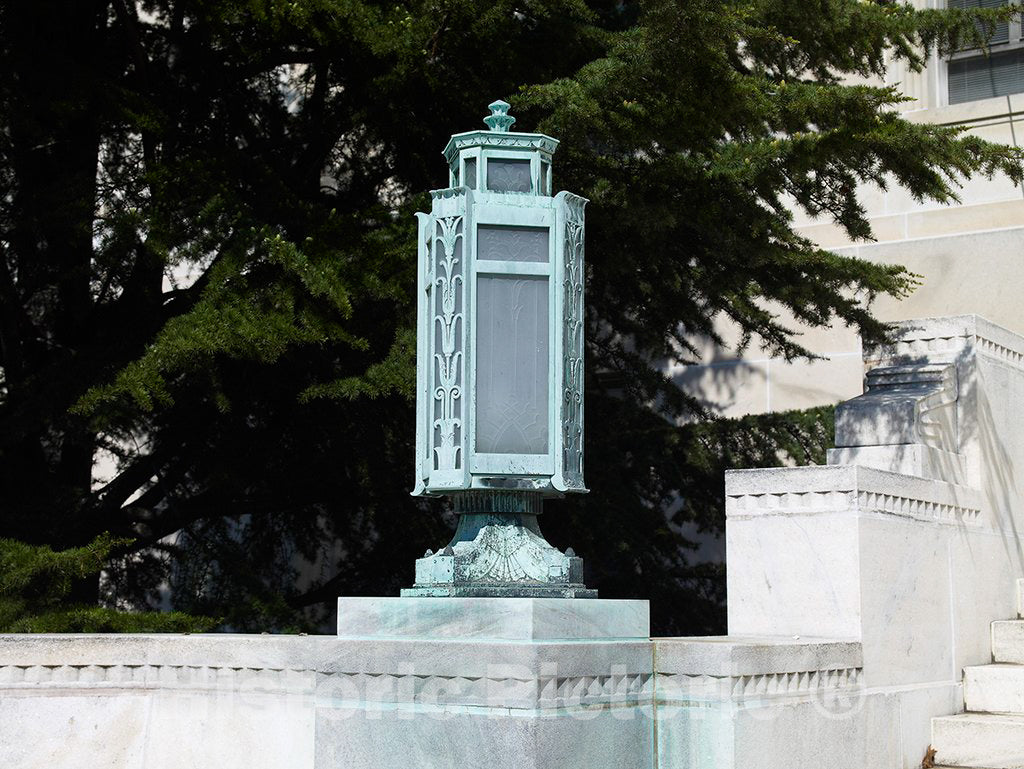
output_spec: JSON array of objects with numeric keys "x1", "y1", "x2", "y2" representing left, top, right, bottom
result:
[
  {"x1": 0, "y1": 534, "x2": 215, "y2": 632},
  {"x1": 0, "y1": 0, "x2": 1019, "y2": 633}
]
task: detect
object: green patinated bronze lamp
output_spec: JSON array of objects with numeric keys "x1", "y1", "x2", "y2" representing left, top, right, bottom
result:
[{"x1": 404, "y1": 100, "x2": 594, "y2": 598}]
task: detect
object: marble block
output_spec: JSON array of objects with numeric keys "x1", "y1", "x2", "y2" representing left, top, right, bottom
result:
[
  {"x1": 964, "y1": 663, "x2": 1024, "y2": 713},
  {"x1": 653, "y1": 635, "x2": 862, "y2": 679},
  {"x1": 336, "y1": 596, "x2": 650, "y2": 640},
  {"x1": 826, "y1": 444, "x2": 967, "y2": 485},
  {"x1": 833, "y1": 363, "x2": 958, "y2": 453},
  {"x1": 932, "y1": 713, "x2": 1024, "y2": 768}
]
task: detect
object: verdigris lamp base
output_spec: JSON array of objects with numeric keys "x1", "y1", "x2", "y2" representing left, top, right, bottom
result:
[{"x1": 401, "y1": 490, "x2": 596, "y2": 599}]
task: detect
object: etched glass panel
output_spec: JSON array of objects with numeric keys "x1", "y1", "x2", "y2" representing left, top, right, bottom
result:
[
  {"x1": 476, "y1": 275, "x2": 549, "y2": 454},
  {"x1": 487, "y1": 159, "x2": 531, "y2": 193},
  {"x1": 464, "y1": 158, "x2": 477, "y2": 190},
  {"x1": 477, "y1": 225, "x2": 549, "y2": 263},
  {"x1": 540, "y1": 162, "x2": 550, "y2": 195}
]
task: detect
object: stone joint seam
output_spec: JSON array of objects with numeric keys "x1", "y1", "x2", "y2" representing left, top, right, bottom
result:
[{"x1": 319, "y1": 671, "x2": 655, "y2": 704}]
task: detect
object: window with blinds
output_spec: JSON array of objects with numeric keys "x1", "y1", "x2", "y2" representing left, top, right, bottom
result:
[{"x1": 948, "y1": 0, "x2": 1024, "y2": 104}]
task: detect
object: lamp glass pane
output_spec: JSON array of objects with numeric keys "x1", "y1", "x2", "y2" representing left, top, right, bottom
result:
[
  {"x1": 475, "y1": 275, "x2": 549, "y2": 454},
  {"x1": 477, "y1": 225, "x2": 549, "y2": 263},
  {"x1": 487, "y1": 159, "x2": 532, "y2": 193},
  {"x1": 464, "y1": 158, "x2": 477, "y2": 190}
]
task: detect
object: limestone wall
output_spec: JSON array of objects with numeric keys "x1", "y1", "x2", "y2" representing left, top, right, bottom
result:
[
  {"x1": 675, "y1": 33, "x2": 1024, "y2": 420},
  {"x1": 725, "y1": 316, "x2": 1024, "y2": 767}
]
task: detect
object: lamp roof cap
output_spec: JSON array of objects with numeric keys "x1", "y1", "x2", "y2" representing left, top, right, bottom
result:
[{"x1": 442, "y1": 99, "x2": 559, "y2": 165}]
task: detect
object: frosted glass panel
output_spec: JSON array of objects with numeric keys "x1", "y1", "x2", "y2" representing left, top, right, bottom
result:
[
  {"x1": 477, "y1": 225, "x2": 549, "y2": 263},
  {"x1": 476, "y1": 276, "x2": 549, "y2": 454},
  {"x1": 464, "y1": 158, "x2": 477, "y2": 190},
  {"x1": 541, "y1": 162, "x2": 550, "y2": 195},
  {"x1": 487, "y1": 159, "x2": 531, "y2": 193}
]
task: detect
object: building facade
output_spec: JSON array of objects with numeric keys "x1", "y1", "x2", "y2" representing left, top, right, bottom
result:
[{"x1": 676, "y1": 1, "x2": 1024, "y2": 417}]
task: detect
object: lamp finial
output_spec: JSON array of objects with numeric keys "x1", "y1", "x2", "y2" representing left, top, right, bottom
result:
[{"x1": 484, "y1": 100, "x2": 516, "y2": 133}]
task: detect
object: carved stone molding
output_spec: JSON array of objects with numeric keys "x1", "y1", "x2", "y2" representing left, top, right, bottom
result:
[
  {"x1": 657, "y1": 667, "x2": 863, "y2": 701},
  {"x1": 726, "y1": 488, "x2": 980, "y2": 525},
  {"x1": 0, "y1": 663, "x2": 314, "y2": 694},
  {"x1": 856, "y1": 490, "x2": 980, "y2": 523}
]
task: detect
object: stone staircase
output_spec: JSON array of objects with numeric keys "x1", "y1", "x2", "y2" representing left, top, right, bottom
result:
[{"x1": 932, "y1": 581, "x2": 1024, "y2": 769}]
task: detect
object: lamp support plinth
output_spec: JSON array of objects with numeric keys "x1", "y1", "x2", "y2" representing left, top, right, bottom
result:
[{"x1": 401, "y1": 491, "x2": 597, "y2": 599}]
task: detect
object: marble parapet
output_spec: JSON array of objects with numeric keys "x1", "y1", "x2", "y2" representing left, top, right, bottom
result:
[{"x1": 725, "y1": 464, "x2": 982, "y2": 527}]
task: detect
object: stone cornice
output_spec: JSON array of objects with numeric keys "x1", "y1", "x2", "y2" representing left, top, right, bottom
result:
[
  {"x1": 0, "y1": 634, "x2": 866, "y2": 709},
  {"x1": 869, "y1": 315, "x2": 1024, "y2": 373},
  {"x1": 724, "y1": 466, "x2": 982, "y2": 525}
]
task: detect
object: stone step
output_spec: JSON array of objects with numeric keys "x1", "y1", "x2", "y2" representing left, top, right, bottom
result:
[
  {"x1": 966, "y1": 664, "x2": 1024, "y2": 714},
  {"x1": 993, "y1": 621, "x2": 1024, "y2": 664},
  {"x1": 933, "y1": 713, "x2": 1024, "y2": 768}
]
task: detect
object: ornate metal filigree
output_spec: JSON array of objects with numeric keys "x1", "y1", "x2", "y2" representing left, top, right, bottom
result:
[
  {"x1": 443, "y1": 134, "x2": 558, "y2": 165},
  {"x1": 432, "y1": 215, "x2": 464, "y2": 471},
  {"x1": 483, "y1": 99, "x2": 516, "y2": 133},
  {"x1": 561, "y1": 196, "x2": 587, "y2": 486}
]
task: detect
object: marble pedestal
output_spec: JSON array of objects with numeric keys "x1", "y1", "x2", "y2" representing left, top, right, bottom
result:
[
  {"x1": 336, "y1": 596, "x2": 647, "y2": 640},
  {"x1": 317, "y1": 597, "x2": 652, "y2": 769}
]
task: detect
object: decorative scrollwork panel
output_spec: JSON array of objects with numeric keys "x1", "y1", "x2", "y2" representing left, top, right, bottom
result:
[
  {"x1": 432, "y1": 215, "x2": 465, "y2": 472},
  {"x1": 561, "y1": 195, "x2": 587, "y2": 488}
]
